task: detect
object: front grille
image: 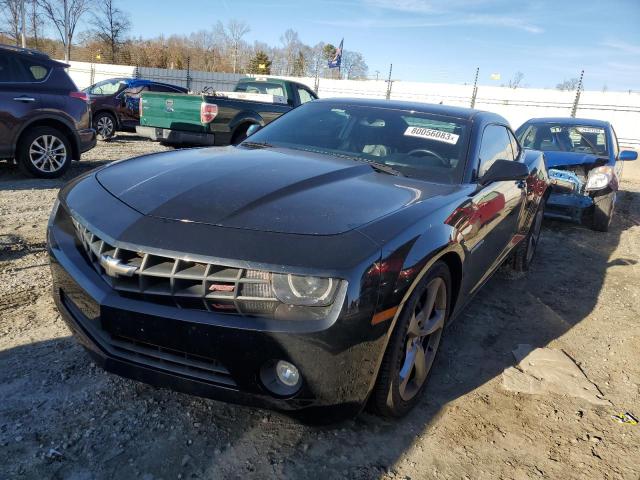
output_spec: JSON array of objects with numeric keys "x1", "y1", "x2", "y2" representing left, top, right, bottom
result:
[
  {"x1": 61, "y1": 292, "x2": 236, "y2": 387},
  {"x1": 71, "y1": 217, "x2": 279, "y2": 316}
]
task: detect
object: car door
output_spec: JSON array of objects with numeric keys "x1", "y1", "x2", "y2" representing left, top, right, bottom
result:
[
  {"x1": 464, "y1": 124, "x2": 526, "y2": 294},
  {"x1": 0, "y1": 55, "x2": 42, "y2": 157},
  {"x1": 118, "y1": 85, "x2": 149, "y2": 127}
]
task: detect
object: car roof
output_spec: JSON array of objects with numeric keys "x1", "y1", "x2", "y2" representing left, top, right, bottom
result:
[
  {"x1": 524, "y1": 117, "x2": 611, "y2": 128},
  {"x1": 313, "y1": 97, "x2": 506, "y2": 123},
  {"x1": 0, "y1": 43, "x2": 68, "y2": 68}
]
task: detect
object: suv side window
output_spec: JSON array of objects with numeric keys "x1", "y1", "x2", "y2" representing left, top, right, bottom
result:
[
  {"x1": 0, "y1": 56, "x2": 26, "y2": 82},
  {"x1": 17, "y1": 58, "x2": 51, "y2": 82},
  {"x1": 478, "y1": 124, "x2": 514, "y2": 178},
  {"x1": 296, "y1": 86, "x2": 315, "y2": 104}
]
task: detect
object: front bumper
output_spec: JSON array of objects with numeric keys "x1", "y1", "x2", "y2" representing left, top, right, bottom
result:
[
  {"x1": 136, "y1": 126, "x2": 216, "y2": 146},
  {"x1": 47, "y1": 198, "x2": 384, "y2": 421},
  {"x1": 545, "y1": 191, "x2": 594, "y2": 222}
]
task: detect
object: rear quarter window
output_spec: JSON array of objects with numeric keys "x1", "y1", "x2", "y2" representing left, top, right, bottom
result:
[{"x1": 17, "y1": 58, "x2": 51, "y2": 82}]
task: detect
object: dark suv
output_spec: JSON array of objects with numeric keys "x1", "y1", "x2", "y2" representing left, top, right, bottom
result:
[
  {"x1": 84, "y1": 78, "x2": 188, "y2": 139},
  {"x1": 0, "y1": 44, "x2": 96, "y2": 178}
]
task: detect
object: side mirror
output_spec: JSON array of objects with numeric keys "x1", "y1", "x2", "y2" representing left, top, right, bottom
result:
[
  {"x1": 619, "y1": 150, "x2": 638, "y2": 161},
  {"x1": 479, "y1": 159, "x2": 529, "y2": 186},
  {"x1": 246, "y1": 124, "x2": 262, "y2": 137}
]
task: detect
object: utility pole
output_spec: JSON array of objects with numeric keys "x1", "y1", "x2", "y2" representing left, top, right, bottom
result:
[
  {"x1": 20, "y1": 0, "x2": 26, "y2": 47},
  {"x1": 470, "y1": 67, "x2": 479, "y2": 108},
  {"x1": 571, "y1": 70, "x2": 584, "y2": 118},
  {"x1": 385, "y1": 64, "x2": 393, "y2": 100}
]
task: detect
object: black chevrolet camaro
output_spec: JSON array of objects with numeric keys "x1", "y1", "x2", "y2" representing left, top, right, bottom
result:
[{"x1": 48, "y1": 99, "x2": 549, "y2": 420}]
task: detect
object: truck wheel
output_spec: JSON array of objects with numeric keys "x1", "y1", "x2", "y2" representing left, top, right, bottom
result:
[
  {"x1": 94, "y1": 112, "x2": 116, "y2": 140},
  {"x1": 591, "y1": 191, "x2": 615, "y2": 232},
  {"x1": 371, "y1": 261, "x2": 450, "y2": 417},
  {"x1": 512, "y1": 199, "x2": 544, "y2": 272},
  {"x1": 231, "y1": 125, "x2": 251, "y2": 145},
  {"x1": 17, "y1": 126, "x2": 72, "y2": 178}
]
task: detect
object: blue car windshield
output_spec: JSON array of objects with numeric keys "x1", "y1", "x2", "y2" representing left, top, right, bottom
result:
[
  {"x1": 244, "y1": 102, "x2": 470, "y2": 184},
  {"x1": 518, "y1": 123, "x2": 608, "y2": 156}
]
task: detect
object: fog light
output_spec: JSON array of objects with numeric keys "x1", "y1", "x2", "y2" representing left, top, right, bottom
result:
[
  {"x1": 260, "y1": 359, "x2": 302, "y2": 396},
  {"x1": 276, "y1": 360, "x2": 300, "y2": 387}
]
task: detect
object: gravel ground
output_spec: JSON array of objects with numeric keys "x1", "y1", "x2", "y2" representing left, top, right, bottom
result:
[{"x1": 1, "y1": 133, "x2": 639, "y2": 480}]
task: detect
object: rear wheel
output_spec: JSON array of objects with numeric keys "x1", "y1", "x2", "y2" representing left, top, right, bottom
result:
[
  {"x1": 512, "y1": 199, "x2": 545, "y2": 272},
  {"x1": 94, "y1": 112, "x2": 116, "y2": 140},
  {"x1": 231, "y1": 124, "x2": 251, "y2": 145},
  {"x1": 591, "y1": 191, "x2": 615, "y2": 232},
  {"x1": 17, "y1": 126, "x2": 72, "y2": 178},
  {"x1": 371, "y1": 261, "x2": 450, "y2": 417}
]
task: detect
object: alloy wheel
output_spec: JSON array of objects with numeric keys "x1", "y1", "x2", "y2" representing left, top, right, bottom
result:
[
  {"x1": 96, "y1": 115, "x2": 114, "y2": 139},
  {"x1": 398, "y1": 276, "x2": 447, "y2": 401},
  {"x1": 28, "y1": 135, "x2": 67, "y2": 173}
]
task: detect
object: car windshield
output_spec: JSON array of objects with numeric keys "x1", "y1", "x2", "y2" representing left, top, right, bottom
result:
[
  {"x1": 243, "y1": 102, "x2": 470, "y2": 184},
  {"x1": 85, "y1": 79, "x2": 128, "y2": 96},
  {"x1": 518, "y1": 123, "x2": 608, "y2": 156}
]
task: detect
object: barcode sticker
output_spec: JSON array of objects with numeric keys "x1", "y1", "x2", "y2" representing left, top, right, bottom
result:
[{"x1": 404, "y1": 126, "x2": 459, "y2": 145}]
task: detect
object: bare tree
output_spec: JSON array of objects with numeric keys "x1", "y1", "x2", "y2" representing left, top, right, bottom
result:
[
  {"x1": 90, "y1": 0, "x2": 130, "y2": 62},
  {"x1": 29, "y1": 0, "x2": 44, "y2": 48},
  {"x1": 556, "y1": 77, "x2": 580, "y2": 91},
  {"x1": 507, "y1": 71, "x2": 524, "y2": 89},
  {"x1": 280, "y1": 28, "x2": 300, "y2": 75},
  {"x1": 341, "y1": 50, "x2": 368, "y2": 80},
  {"x1": 39, "y1": 0, "x2": 92, "y2": 61},
  {"x1": 0, "y1": 0, "x2": 21, "y2": 45},
  {"x1": 225, "y1": 19, "x2": 250, "y2": 73}
]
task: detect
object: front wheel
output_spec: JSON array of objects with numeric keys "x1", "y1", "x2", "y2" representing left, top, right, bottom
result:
[
  {"x1": 94, "y1": 112, "x2": 116, "y2": 140},
  {"x1": 591, "y1": 191, "x2": 615, "y2": 232},
  {"x1": 371, "y1": 261, "x2": 451, "y2": 417}
]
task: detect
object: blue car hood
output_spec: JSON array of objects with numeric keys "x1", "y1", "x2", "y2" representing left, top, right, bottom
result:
[{"x1": 543, "y1": 151, "x2": 607, "y2": 169}]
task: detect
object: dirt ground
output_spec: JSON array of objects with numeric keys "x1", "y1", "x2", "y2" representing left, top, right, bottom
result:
[{"x1": 1, "y1": 134, "x2": 639, "y2": 480}]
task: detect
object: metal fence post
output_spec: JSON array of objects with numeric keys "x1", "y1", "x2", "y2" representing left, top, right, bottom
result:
[
  {"x1": 470, "y1": 67, "x2": 479, "y2": 108},
  {"x1": 186, "y1": 56, "x2": 192, "y2": 91},
  {"x1": 134, "y1": 65, "x2": 140, "y2": 79},
  {"x1": 385, "y1": 64, "x2": 393, "y2": 100},
  {"x1": 90, "y1": 64, "x2": 95, "y2": 86},
  {"x1": 571, "y1": 70, "x2": 584, "y2": 118}
]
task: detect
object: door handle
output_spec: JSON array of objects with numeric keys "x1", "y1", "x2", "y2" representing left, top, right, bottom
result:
[{"x1": 13, "y1": 96, "x2": 36, "y2": 103}]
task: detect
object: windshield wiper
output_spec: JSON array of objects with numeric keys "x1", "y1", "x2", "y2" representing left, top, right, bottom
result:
[
  {"x1": 361, "y1": 160, "x2": 404, "y2": 177},
  {"x1": 240, "y1": 141, "x2": 273, "y2": 149}
]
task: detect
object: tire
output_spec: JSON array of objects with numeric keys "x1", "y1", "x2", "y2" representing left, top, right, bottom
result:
[
  {"x1": 231, "y1": 124, "x2": 251, "y2": 145},
  {"x1": 591, "y1": 191, "x2": 615, "y2": 232},
  {"x1": 371, "y1": 261, "x2": 451, "y2": 417},
  {"x1": 16, "y1": 126, "x2": 72, "y2": 178},
  {"x1": 512, "y1": 199, "x2": 545, "y2": 272},
  {"x1": 93, "y1": 111, "x2": 116, "y2": 140}
]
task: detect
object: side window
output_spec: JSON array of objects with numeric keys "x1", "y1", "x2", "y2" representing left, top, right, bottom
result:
[
  {"x1": 478, "y1": 125, "x2": 514, "y2": 178},
  {"x1": 507, "y1": 129, "x2": 521, "y2": 159},
  {"x1": 17, "y1": 58, "x2": 50, "y2": 81},
  {"x1": 0, "y1": 56, "x2": 24, "y2": 82},
  {"x1": 297, "y1": 87, "x2": 314, "y2": 104},
  {"x1": 150, "y1": 84, "x2": 181, "y2": 93},
  {"x1": 610, "y1": 127, "x2": 619, "y2": 157}
]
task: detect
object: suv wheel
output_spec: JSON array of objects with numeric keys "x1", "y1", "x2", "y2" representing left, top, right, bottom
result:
[
  {"x1": 94, "y1": 112, "x2": 116, "y2": 140},
  {"x1": 17, "y1": 126, "x2": 72, "y2": 178}
]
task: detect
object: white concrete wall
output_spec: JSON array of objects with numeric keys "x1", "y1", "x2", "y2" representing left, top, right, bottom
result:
[{"x1": 65, "y1": 60, "x2": 640, "y2": 148}]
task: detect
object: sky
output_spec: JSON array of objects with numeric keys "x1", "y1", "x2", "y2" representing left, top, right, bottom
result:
[{"x1": 120, "y1": 0, "x2": 640, "y2": 91}]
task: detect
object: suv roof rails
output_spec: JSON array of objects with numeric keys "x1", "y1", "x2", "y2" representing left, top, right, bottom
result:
[{"x1": 0, "y1": 43, "x2": 51, "y2": 59}]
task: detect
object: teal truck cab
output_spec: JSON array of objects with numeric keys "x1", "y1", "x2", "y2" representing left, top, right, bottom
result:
[{"x1": 136, "y1": 77, "x2": 317, "y2": 146}]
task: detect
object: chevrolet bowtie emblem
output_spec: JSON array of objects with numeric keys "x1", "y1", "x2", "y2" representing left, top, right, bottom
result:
[{"x1": 99, "y1": 255, "x2": 137, "y2": 278}]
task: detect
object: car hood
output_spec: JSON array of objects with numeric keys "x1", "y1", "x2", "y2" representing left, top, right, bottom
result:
[
  {"x1": 543, "y1": 151, "x2": 608, "y2": 169},
  {"x1": 96, "y1": 146, "x2": 458, "y2": 235}
]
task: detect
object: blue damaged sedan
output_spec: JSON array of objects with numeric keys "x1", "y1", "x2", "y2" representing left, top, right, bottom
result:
[{"x1": 516, "y1": 117, "x2": 637, "y2": 231}]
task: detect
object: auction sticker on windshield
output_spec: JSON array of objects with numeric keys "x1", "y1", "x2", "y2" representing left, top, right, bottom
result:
[{"x1": 404, "y1": 126, "x2": 459, "y2": 145}]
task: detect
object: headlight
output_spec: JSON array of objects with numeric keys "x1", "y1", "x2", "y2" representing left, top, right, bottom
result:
[
  {"x1": 585, "y1": 166, "x2": 613, "y2": 191},
  {"x1": 271, "y1": 273, "x2": 339, "y2": 306}
]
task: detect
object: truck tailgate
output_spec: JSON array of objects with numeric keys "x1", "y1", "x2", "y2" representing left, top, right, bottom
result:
[{"x1": 139, "y1": 92, "x2": 206, "y2": 133}]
